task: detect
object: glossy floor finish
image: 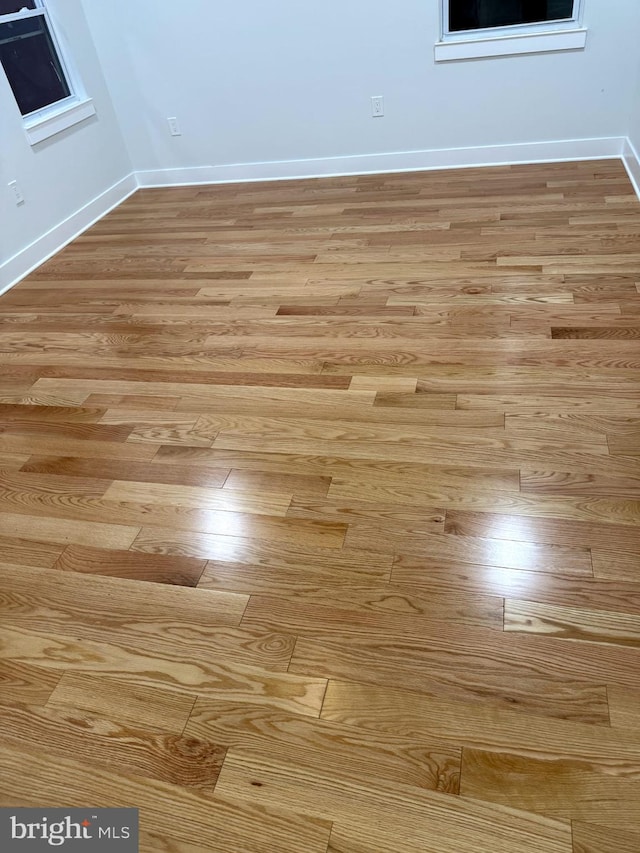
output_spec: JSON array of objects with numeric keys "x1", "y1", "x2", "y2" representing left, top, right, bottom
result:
[{"x1": 0, "y1": 160, "x2": 639, "y2": 852}]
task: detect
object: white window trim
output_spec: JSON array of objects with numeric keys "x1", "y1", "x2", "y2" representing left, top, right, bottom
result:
[
  {"x1": 435, "y1": 0, "x2": 587, "y2": 62},
  {"x1": 24, "y1": 95, "x2": 95, "y2": 144},
  {"x1": 0, "y1": 1, "x2": 95, "y2": 144}
]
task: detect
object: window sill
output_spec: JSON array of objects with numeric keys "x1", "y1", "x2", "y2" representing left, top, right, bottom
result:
[
  {"x1": 434, "y1": 28, "x2": 587, "y2": 62},
  {"x1": 24, "y1": 97, "x2": 96, "y2": 146}
]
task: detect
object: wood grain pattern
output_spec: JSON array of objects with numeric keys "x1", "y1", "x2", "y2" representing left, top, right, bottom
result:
[
  {"x1": 444, "y1": 510, "x2": 640, "y2": 551},
  {"x1": 185, "y1": 698, "x2": 461, "y2": 794},
  {"x1": 1, "y1": 161, "x2": 639, "y2": 850},
  {"x1": 241, "y1": 588, "x2": 502, "y2": 631},
  {"x1": 215, "y1": 748, "x2": 572, "y2": 853},
  {"x1": 0, "y1": 740, "x2": 332, "y2": 853},
  {"x1": 504, "y1": 599, "x2": 640, "y2": 647},
  {"x1": 606, "y1": 685, "x2": 640, "y2": 731},
  {"x1": 0, "y1": 534, "x2": 64, "y2": 567},
  {"x1": 348, "y1": 526, "x2": 593, "y2": 574},
  {"x1": 0, "y1": 564, "x2": 301, "y2": 673},
  {"x1": 460, "y1": 748, "x2": 640, "y2": 833},
  {"x1": 53, "y1": 543, "x2": 207, "y2": 586},
  {"x1": 0, "y1": 624, "x2": 327, "y2": 717},
  {"x1": 0, "y1": 660, "x2": 61, "y2": 705},
  {"x1": 2, "y1": 700, "x2": 227, "y2": 788},
  {"x1": 103, "y1": 478, "x2": 293, "y2": 517},
  {"x1": 321, "y1": 680, "x2": 640, "y2": 774},
  {"x1": 571, "y1": 822, "x2": 640, "y2": 853},
  {"x1": 591, "y1": 549, "x2": 640, "y2": 581},
  {"x1": 0, "y1": 511, "x2": 140, "y2": 549},
  {"x1": 391, "y1": 555, "x2": 640, "y2": 614},
  {"x1": 290, "y1": 627, "x2": 626, "y2": 722},
  {"x1": 47, "y1": 672, "x2": 198, "y2": 734}
]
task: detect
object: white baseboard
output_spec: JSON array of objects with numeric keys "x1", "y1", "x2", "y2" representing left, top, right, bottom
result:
[
  {"x1": 136, "y1": 136, "x2": 625, "y2": 187},
  {"x1": 622, "y1": 137, "x2": 640, "y2": 201},
  {"x1": 0, "y1": 172, "x2": 139, "y2": 295}
]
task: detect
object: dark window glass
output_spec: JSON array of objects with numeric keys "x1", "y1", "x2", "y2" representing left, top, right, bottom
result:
[
  {"x1": 0, "y1": 13, "x2": 70, "y2": 115},
  {"x1": 449, "y1": 1, "x2": 574, "y2": 32},
  {"x1": 0, "y1": 2, "x2": 36, "y2": 14}
]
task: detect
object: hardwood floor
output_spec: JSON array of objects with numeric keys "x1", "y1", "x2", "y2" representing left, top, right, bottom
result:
[{"x1": 1, "y1": 159, "x2": 639, "y2": 852}]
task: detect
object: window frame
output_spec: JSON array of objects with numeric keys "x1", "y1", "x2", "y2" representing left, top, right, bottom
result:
[
  {"x1": 436, "y1": 0, "x2": 587, "y2": 62},
  {"x1": 0, "y1": 0, "x2": 95, "y2": 144}
]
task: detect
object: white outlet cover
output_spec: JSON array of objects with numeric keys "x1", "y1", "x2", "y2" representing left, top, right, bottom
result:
[
  {"x1": 8, "y1": 180, "x2": 25, "y2": 205},
  {"x1": 167, "y1": 117, "x2": 181, "y2": 136}
]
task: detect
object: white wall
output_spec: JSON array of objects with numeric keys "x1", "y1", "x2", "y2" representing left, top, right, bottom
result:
[
  {"x1": 623, "y1": 58, "x2": 640, "y2": 195},
  {"x1": 82, "y1": 0, "x2": 640, "y2": 181},
  {"x1": 628, "y1": 64, "x2": 640, "y2": 154},
  {"x1": 0, "y1": 0, "x2": 132, "y2": 288}
]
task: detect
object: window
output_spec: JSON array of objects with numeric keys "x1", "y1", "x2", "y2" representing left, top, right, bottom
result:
[
  {"x1": 436, "y1": 0, "x2": 586, "y2": 62},
  {"x1": 447, "y1": 1, "x2": 577, "y2": 34},
  {"x1": 0, "y1": 0, "x2": 95, "y2": 144}
]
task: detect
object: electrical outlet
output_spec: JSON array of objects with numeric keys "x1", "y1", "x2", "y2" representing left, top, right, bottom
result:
[
  {"x1": 371, "y1": 96, "x2": 384, "y2": 117},
  {"x1": 167, "y1": 116, "x2": 181, "y2": 136},
  {"x1": 8, "y1": 180, "x2": 25, "y2": 205}
]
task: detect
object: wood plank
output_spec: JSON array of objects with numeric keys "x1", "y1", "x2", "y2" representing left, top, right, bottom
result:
[
  {"x1": 185, "y1": 698, "x2": 461, "y2": 794},
  {"x1": 47, "y1": 672, "x2": 197, "y2": 734},
  {"x1": 1, "y1": 700, "x2": 226, "y2": 788},
  {"x1": 608, "y1": 433, "x2": 640, "y2": 456},
  {"x1": 320, "y1": 680, "x2": 640, "y2": 774},
  {"x1": 0, "y1": 403, "x2": 106, "y2": 422},
  {"x1": 0, "y1": 534, "x2": 63, "y2": 567},
  {"x1": 552, "y1": 327, "x2": 640, "y2": 338},
  {"x1": 241, "y1": 590, "x2": 503, "y2": 635},
  {"x1": 0, "y1": 431, "x2": 158, "y2": 461},
  {"x1": 214, "y1": 748, "x2": 572, "y2": 853},
  {"x1": 223, "y1": 469, "x2": 330, "y2": 498},
  {"x1": 0, "y1": 624, "x2": 327, "y2": 717},
  {"x1": 504, "y1": 599, "x2": 640, "y2": 648},
  {"x1": 155, "y1": 439, "x2": 640, "y2": 481},
  {"x1": 571, "y1": 822, "x2": 640, "y2": 853},
  {"x1": 53, "y1": 544, "x2": 207, "y2": 586},
  {"x1": 346, "y1": 490, "x2": 640, "y2": 527},
  {"x1": 131, "y1": 517, "x2": 347, "y2": 555},
  {"x1": 0, "y1": 660, "x2": 61, "y2": 706},
  {"x1": 460, "y1": 748, "x2": 640, "y2": 833},
  {"x1": 198, "y1": 547, "x2": 393, "y2": 593},
  {"x1": 173, "y1": 393, "x2": 482, "y2": 426},
  {"x1": 211, "y1": 432, "x2": 620, "y2": 476},
  {"x1": 0, "y1": 451, "x2": 30, "y2": 468},
  {"x1": 347, "y1": 526, "x2": 593, "y2": 575},
  {"x1": 607, "y1": 686, "x2": 640, "y2": 731},
  {"x1": 290, "y1": 629, "x2": 616, "y2": 723},
  {"x1": 591, "y1": 550, "x2": 640, "y2": 581},
  {"x1": 444, "y1": 510, "x2": 640, "y2": 552},
  {"x1": 350, "y1": 376, "x2": 418, "y2": 392},
  {"x1": 327, "y1": 475, "x2": 524, "y2": 508},
  {"x1": 0, "y1": 419, "x2": 133, "y2": 442},
  {"x1": 520, "y1": 469, "x2": 640, "y2": 499},
  {"x1": 1, "y1": 560, "x2": 248, "y2": 629},
  {"x1": 373, "y1": 391, "x2": 457, "y2": 409},
  {"x1": 104, "y1": 479, "x2": 293, "y2": 517},
  {"x1": 457, "y1": 394, "x2": 640, "y2": 413},
  {"x1": 0, "y1": 511, "x2": 140, "y2": 549},
  {"x1": 0, "y1": 740, "x2": 331, "y2": 853},
  {"x1": 0, "y1": 480, "x2": 340, "y2": 544},
  {"x1": 288, "y1": 497, "x2": 445, "y2": 529},
  {"x1": 391, "y1": 555, "x2": 640, "y2": 615},
  {"x1": 0, "y1": 564, "x2": 299, "y2": 673}
]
